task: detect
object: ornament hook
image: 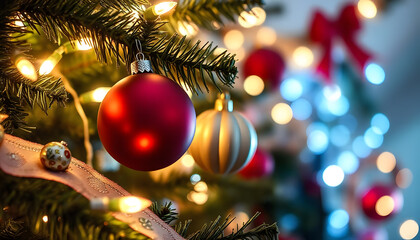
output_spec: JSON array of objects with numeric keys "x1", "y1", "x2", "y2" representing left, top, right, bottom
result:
[{"x1": 135, "y1": 39, "x2": 145, "y2": 61}]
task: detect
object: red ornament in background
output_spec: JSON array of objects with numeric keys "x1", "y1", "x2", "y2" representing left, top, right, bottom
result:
[
  {"x1": 97, "y1": 73, "x2": 196, "y2": 171},
  {"x1": 360, "y1": 184, "x2": 403, "y2": 221},
  {"x1": 242, "y1": 48, "x2": 285, "y2": 89},
  {"x1": 238, "y1": 148, "x2": 274, "y2": 179}
]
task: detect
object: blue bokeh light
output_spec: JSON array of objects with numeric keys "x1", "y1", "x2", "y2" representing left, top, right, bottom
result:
[
  {"x1": 327, "y1": 210, "x2": 349, "y2": 237},
  {"x1": 307, "y1": 130, "x2": 329, "y2": 154},
  {"x1": 280, "y1": 78, "x2": 303, "y2": 101},
  {"x1": 330, "y1": 125, "x2": 351, "y2": 147},
  {"x1": 280, "y1": 214, "x2": 299, "y2": 231},
  {"x1": 364, "y1": 127, "x2": 384, "y2": 149},
  {"x1": 365, "y1": 63, "x2": 385, "y2": 85},
  {"x1": 291, "y1": 99, "x2": 312, "y2": 120},
  {"x1": 306, "y1": 122, "x2": 329, "y2": 137},
  {"x1": 326, "y1": 96, "x2": 350, "y2": 116},
  {"x1": 190, "y1": 174, "x2": 201, "y2": 184},
  {"x1": 337, "y1": 151, "x2": 359, "y2": 174},
  {"x1": 371, "y1": 113, "x2": 390, "y2": 134},
  {"x1": 328, "y1": 209, "x2": 349, "y2": 229},
  {"x1": 352, "y1": 136, "x2": 372, "y2": 158}
]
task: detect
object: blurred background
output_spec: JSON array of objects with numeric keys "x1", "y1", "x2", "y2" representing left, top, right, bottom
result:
[{"x1": 11, "y1": 0, "x2": 420, "y2": 239}]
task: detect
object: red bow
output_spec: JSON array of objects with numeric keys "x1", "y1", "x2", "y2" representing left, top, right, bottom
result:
[{"x1": 309, "y1": 4, "x2": 371, "y2": 83}]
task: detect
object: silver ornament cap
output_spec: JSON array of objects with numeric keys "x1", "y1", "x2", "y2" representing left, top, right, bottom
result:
[{"x1": 131, "y1": 59, "x2": 153, "y2": 75}]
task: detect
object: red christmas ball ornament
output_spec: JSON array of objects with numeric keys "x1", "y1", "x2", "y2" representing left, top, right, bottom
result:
[
  {"x1": 360, "y1": 184, "x2": 403, "y2": 221},
  {"x1": 243, "y1": 48, "x2": 285, "y2": 89},
  {"x1": 97, "y1": 59, "x2": 196, "y2": 171},
  {"x1": 238, "y1": 148, "x2": 274, "y2": 179}
]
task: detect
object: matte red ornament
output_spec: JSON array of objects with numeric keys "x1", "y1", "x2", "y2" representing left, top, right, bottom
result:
[
  {"x1": 242, "y1": 48, "x2": 285, "y2": 89},
  {"x1": 97, "y1": 73, "x2": 196, "y2": 171},
  {"x1": 360, "y1": 184, "x2": 403, "y2": 221},
  {"x1": 238, "y1": 148, "x2": 274, "y2": 179}
]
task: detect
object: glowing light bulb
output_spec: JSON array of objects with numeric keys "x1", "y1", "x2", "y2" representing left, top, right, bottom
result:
[
  {"x1": 292, "y1": 46, "x2": 314, "y2": 68},
  {"x1": 322, "y1": 165, "x2": 344, "y2": 187},
  {"x1": 76, "y1": 38, "x2": 93, "y2": 50},
  {"x1": 178, "y1": 21, "x2": 198, "y2": 37},
  {"x1": 194, "y1": 181, "x2": 208, "y2": 193},
  {"x1": 188, "y1": 191, "x2": 208, "y2": 205},
  {"x1": 153, "y1": 2, "x2": 177, "y2": 15},
  {"x1": 238, "y1": 11, "x2": 257, "y2": 28},
  {"x1": 223, "y1": 30, "x2": 244, "y2": 50},
  {"x1": 181, "y1": 154, "x2": 195, "y2": 168},
  {"x1": 280, "y1": 78, "x2": 303, "y2": 102},
  {"x1": 119, "y1": 196, "x2": 149, "y2": 213},
  {"x1": 190, "y1": 174, "x2": 201, "y2": 184},
  {"x1": 243, "y1": 75, "x2": 264, "y2": 96},
  {"x1": 15, "y1": 58, "x2": 37, "y2": 81},
  {"x1": 252, "y1": 7, "x2": 266, "y2": 26},
  {"x1": 358, "y1": 0, "x2": 377, "y2": 19},
  {"x1": 371, "y1": 113, "x2": 389, "y2": 134},
  {"x1": 376, "y1": 152, "x2": 396, "y2": 173},
  {"x1": 14, "y1": 20, "x2": 24, "y2": 27},
  {"x1": 92, "y1": 87, "x2": 111, "y2": 102},
  {"x1": 375, "y1": 195, "x2": 394, "y2": 217},
  {"x1": 365, "y1": 63, "x2": 385, "y2": 85},
  {"x1": 400, "y1": 220, "x2": 419, "y2": 240},
  {"x1": 256, "y1": 27, "x2": 277, "y2": 46},
  {"x1": 42, "y1": 215, "x2": 49, "y2": 223},
  {"x1": 40, "y1": 52, "x2": 62, "y2": 75},
  {"x1": 271, "y1": 103, "x2": 293, "y2": 125},
  {"x1": 328, "y1": 210, "x2": 349, "y2": 229}
]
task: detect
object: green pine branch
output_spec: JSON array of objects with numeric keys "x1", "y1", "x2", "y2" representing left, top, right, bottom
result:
[
  {"x1": 15, "y1": 0, "x2": 237, "y2": 91},
  {"x1": 0, "y1": 171, "x2": 150, "y2": 240},
  {"x1": 184, "y1": 213, "x2": 278, "y2": 240},
  {"x1": 0, "y1": 11, "x2": 68, "y2": 131},
  {"x1": 149, "y1": 202, "x2": 178, "y2": 225},
  {"x1": 1, "y1": 170, "x2": 278, "y2": 240},
  {"x1": 170, "y1": 0, "x2": 265, "y2": 30}
]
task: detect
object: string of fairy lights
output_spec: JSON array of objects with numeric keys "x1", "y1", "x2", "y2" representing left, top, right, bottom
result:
[{"x1": 12, "y1": 0, "x2": 419, "y2": 239}]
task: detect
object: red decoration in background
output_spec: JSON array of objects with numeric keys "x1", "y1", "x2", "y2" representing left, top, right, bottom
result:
[
  {"x1": 238, "y1": 148, "x2": 274, "y2": 179},
  {"x1": 242, "y1": 48, "x2": 285, "y2": 89},
  {"x1": 97, "y1": 73, "x2": 196, "y2": 171},
  {"x1": 309, "y1": 4, "x2": 371, "y2": 83},
  {"x1": 360, "y1": 184, "x2": 403, "y2": 221}
]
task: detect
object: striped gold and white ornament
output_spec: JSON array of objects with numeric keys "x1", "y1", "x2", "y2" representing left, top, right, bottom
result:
[{"x1": 189, "y1": 93, "x2": 257, "y2": 174}]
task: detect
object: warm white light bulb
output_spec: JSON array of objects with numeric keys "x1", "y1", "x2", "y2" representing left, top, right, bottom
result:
[
  {"x1": 119, "y1": 196, "x2": 149, "y2": 213},
  {"x1": 292, "y1": 46, "x2": 314, "y2": 68},
  {"x1": 358, "y1": 0, "x2": 377, "y2": 19},
  {"x1": 271, "y1": 103, "x2": 293, "y2": 125},
  {"x1": 92, "y1": 87, "x2": 111, "y2": 102},
  {"x1": 16, "y1": 58, "x2": 37, "y2": 81},
  {"x1": 223, "y1": 30, "x2": 244, "y2": 50},
  {"x1": 243, "y1": 75, "x2": 264, "y2": 96},
  {"x1": 153, "y1": 2, "x2": 177, "y2": 15},
  {"x1": 39, "y1": 60, "x2": 56, "y2": 75},
  {"x1": 76, "y1": 38, "x2": 93, "y2": 51}
]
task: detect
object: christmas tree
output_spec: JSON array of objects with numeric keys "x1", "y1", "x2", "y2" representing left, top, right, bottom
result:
[{"x1": 0, "y1": 0, "x2": 417, "y2": 239}]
